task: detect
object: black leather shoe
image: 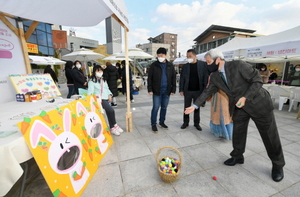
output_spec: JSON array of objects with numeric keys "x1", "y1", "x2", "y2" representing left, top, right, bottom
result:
[
  {"x1": 152, "y1": 125, "x2": 158, "y2": 133},
  {"x1": 224, "y1": 157, "x2": 244, "y2": 166},
  {"x1": 272, "y1": 168, "x2": 284, "y2": 182},
  {"x1": 181, "y1": 123, "x2": 189, "y2": 129},
  {"x1": 194, "y1": 124, "x2": 202, "y2": 131}
]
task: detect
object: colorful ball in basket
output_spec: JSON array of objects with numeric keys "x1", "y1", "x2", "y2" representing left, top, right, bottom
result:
[{"x1": 156, "y1": 146, "x2": 182, "y2": 183}]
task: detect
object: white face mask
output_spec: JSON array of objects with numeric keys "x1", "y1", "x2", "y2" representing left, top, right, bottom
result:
[
  {"x1": 96, "y1": 72, "x2": 103, "y2": 78},
  {"x1": 296, "y1": 68, "x2": 300, "y2": 72},
  {"x1": 76, "y1": 64, "x2": 81, "y2": 69},
  {"x1": 261, "y1": 68, "x2": 265, "y2": 71},
  {"x1": 187, "y1": 58, "x2": 194, "y2": 63},
  {"x1": 158, "y1": 57, "x2": 165, "y2": 63}
]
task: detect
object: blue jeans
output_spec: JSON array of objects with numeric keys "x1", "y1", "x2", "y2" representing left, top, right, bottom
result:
[
  {"x1": 151, "y1": 89, "x2": 170, "y2": 126},
  {"x1": 67, "y1": 85, "x2": 74, "y2": 98}
]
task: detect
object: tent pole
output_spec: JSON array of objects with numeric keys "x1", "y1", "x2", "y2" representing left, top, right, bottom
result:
[
  {"x1": 125, "y1": 29, "x2": 132, "y2": 132},
  {"x1": 281, "y1": 61, "x2": 287, "y2": 85},
  {"x1": 17, "y1": 21, "x2": 32, "y2": 74}
]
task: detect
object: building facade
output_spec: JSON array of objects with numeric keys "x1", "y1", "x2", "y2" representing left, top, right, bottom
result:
[
  {"x1": 193, "y1": 25, "x2": 261, "y2": 54},
  {"x1": 136, "y1": 43, "x2": 170, "y2": 60},
  {"x1": 23, "y1": 21, "x2": 54, "y2": 56},
  {"x1": 153, "y1": 33, "x2": 178, "y2": 61}
]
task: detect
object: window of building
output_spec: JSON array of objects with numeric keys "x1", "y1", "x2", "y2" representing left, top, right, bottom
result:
[{"x1": 23, "y1": 21, "x2": 54, "y2": 56}]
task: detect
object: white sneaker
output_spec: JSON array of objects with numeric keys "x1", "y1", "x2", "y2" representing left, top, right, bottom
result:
[
  {"x1": 110, "y1": 126, "x2": 120, "y2": 136},
  {"x1": 131, "y1": 99, "x2": 134, "y2": 103},
  {"x1": 115, "y1": 124, "x2": 124, "y2": 133}
]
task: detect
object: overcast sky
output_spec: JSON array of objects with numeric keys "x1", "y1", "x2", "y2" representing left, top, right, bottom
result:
[{"x1": 62, "y1": 0, "x2": 300, "y2": 56}]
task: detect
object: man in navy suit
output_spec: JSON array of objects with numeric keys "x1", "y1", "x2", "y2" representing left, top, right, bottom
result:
[{"x1": 185, "y1": 49, "x2": 285, "y2": 182}]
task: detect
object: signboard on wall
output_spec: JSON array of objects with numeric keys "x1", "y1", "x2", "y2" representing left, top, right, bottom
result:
[
  {"x1": 105, "y1": 16, "x2": 122, "y2": 54},
  {"x1": 0, "y1": 17, "x2": 27, "y2": 103},
  {"x1": 26, "y1": 43, "x2": 38, "y2": 54}
]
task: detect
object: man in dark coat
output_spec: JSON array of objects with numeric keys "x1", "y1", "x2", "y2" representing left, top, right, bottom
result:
[
  {"x1": 179, "y1": 49, "x2": 208, "y2": 131},
  {"x1": 148, "y1": 47, "x2": 176, "y2": 132},
  {"x1": 104, "y1": 62, "x2": 119, "y2": 106},
  {"x1": 185, "y1": 49, "x2": 285, "y2": 182}
]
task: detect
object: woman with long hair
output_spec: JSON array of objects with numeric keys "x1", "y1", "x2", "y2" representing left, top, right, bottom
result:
[
  {"x1": 87, "y1": 65, "x2": 123, "y2": 136},
  {"x1": 65, "y1": 61, "x2": 74, "y2": 98}
]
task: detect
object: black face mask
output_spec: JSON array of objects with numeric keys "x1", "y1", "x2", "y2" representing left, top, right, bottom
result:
[{"x1": 207, "y1": 59, "x2": 219, "y2": 73}]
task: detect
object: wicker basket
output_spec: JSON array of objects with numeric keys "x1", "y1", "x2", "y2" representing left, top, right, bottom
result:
[{"x1": 156, "y1": 146, "x2": 182, "y2": 183}]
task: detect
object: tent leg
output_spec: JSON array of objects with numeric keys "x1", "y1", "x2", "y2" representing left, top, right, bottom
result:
[
  {"x1": 281, "y1": 61, "x2": 287, "y2": 85},
  {"x1": 18, "y1": 22, "x2": 32, "y2": 74},
  {"x1": 125, "y1": 30, "x2": 132, "y2": 132}
]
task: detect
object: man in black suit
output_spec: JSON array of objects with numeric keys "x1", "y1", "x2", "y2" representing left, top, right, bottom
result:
[
  {"x1": 185, "y1": 49, "x2": 285, "y2": 182},
  {"x1": 179, "y1": 49, "x2": 208, "y2": 131}
]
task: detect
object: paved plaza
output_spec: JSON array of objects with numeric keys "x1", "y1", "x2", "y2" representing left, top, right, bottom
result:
[{"x1": 5, "y1": 83, "x2": 300, "y2": 197}]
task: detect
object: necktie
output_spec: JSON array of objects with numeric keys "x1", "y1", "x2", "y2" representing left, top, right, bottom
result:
[{"x1": 220, "y1": 72, "x2": 229, "y2": 89}]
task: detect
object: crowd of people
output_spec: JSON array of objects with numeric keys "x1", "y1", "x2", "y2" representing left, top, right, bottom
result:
[{"x1": 46, "y1": 46, "x2": 299, "y2": 183}]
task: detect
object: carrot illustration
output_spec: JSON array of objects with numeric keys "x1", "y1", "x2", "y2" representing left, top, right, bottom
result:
[
  {"x1": 72, "y1": 114, "x2": 76, "y2": 126},
  {"x1": 21, "y1": 117, "x2": 31, "y2": 134},
  {"x1": 55, "y1": 107, "x2": 63, "y2": 116},
  {"x1": 95, "y1": 147, "x2": 101, "y2": 155},
  {"x1": 88, "y1": 149, "x2": 93, "y2": 161},
  {"x1": 53, "y1": 189, "x2": 67, "y2": 197},
  {"x1": 81, "y1": 139, "x2": 88, "y2": 152},
  {"x1": 102, "y1": 137, "x2": 107, "y2": 143},
  {"x1": 39, "y1": 110, "x2": 52, "y2": 124},
  {"x1": 87, "y1": 135, "x2": 92, "y2": 146},
  {"x1": 82, "y1": 126, "x2": 87, "y2": 137},
  {"x1": 93, "y1": 101, "x2": 100, "y2": 109},
  {"x1": 105, "y1": 127, "x2": 111, "y2": 135}
]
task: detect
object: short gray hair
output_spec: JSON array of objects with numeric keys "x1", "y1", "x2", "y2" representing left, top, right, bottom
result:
[{"x1": 204, "y1": 49, "x2": 224, "y2": 60}]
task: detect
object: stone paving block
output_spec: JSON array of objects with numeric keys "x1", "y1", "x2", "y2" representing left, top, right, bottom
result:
[
  {"x1": 193, "y1": 126, "x2": 220, "y2": 143},
  {"x1": 183, "y1": 143, "x2": 227, "y2": 170},
  {"x1": 144, "y1": 134, "x2": 180, "y2": 154},
  {"x1": 172, "y1": 171, "x2": 232, "y2": 197},
  {"x1": 270, "y1": 193, "x2": 286, "y2": 197},
  {"x1": 245, "y1": 135, "x2": 267, "y2": 154},
  {"x1": 81, "y1": 163, "x2": 124, "y2": 197},
  {"x1": 241, "y1": 154, "x2": 300, "y2": 191},
  {"x1": 280, "y1": 181, "x2": 300, "y2": 197},
  {"x1": 206, "y1": 165, "x2": 278, "y2": 197},
  {"x1": 169, "y1": 130, "x2": 205, "y2": 147},
  {"x1": 117, "y1": 139, "x2": 152, "y2": 161},
  {"x1": 278, "y1": 128, "x2": 300, "y2": 142},
  {"x1": 120, "y1": 155, "x2": 161, "y2": 194},
  {"x1": 284, "y1": 142, "x2": 300, "y2": 157},
  {"x1": 125, "y1": 183, "x2": 177, "y2": 197},
  {"x1": 136, "y1": 123, "x2": 168, "y2": 137},
  {"x1": 99, "y1": 143, "x2": 118, "y2": 166},
  {"x1": 112, "y1": 127, "x2": 142, "y2": 143}
]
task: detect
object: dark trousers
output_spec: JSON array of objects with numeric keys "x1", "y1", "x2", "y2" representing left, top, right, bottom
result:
[
  {"x1": 231, "y1": 108, "x2": 285, "y2": 170},
  {"x1": 183, "y1": 91, "x2": 201, "y2": 125},
  {"x1": 151, "y1": 89, "x2": 170, "y2": 125},
  {"x1": 101, "y1": 100, "x2": 116, "y2": 129},
  {"x1": 67, "y1": 85, "x2": 74, "y2": 98}
]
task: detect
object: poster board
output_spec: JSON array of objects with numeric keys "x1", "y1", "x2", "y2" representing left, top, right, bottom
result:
[
  {"x1": 17, "y1": 96, "x2": 113, "y2": 196},
  {"x1": 9, "y1": 73, "x2": 61, "y2": 98}
]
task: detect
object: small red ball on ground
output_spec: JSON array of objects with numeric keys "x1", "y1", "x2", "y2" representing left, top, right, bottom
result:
[{"x1": 212, "y1": 176, "x2": 217, "y2": 180}]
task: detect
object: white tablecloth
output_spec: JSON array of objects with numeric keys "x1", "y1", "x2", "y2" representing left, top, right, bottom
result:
[{"x1": 0, "y1": 98, "x2": 72, "y2": 196}]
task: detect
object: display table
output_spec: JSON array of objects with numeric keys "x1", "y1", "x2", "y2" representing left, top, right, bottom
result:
[{"x1": 0, "y1": 98, "x2": 72, "y2": 196}]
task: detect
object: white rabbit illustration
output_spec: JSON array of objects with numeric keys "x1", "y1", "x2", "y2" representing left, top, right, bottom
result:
[
  {"x1": 30, "y1": 108, "x2": 90, "y2": 194},
  {"x1": 76, "y1": 96, "x2": 108, "y2": 154}
]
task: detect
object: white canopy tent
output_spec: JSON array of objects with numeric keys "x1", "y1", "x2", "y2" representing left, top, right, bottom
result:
[
  {"x1": 29, "y1": 55, "x2": 66, "y2": 65},
  {"x1": 173, "y1": 57, "x2": 188, "y2": 65},
  {"x1": 196, "y1": 25, "x2": 300, "y2": 62},
  {"x1": 0, "y1": 0, "x2": 134, "y2": 132}
]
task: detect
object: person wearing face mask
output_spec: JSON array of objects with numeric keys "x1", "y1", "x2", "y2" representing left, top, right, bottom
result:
[
  {"x1": 148, "y1": 47, "x2": 176, "y2": 132},
  {"x1": 87, "y1": 65, "x2": 123, "y2": 136},
  {"x1": 258, "y1": 64, "x2": 270, "y2": 84},
  {"x1": 179, "y1": 49, "x2": 208, "y2": 131},
  {"x1": 288, "y1": 64, "x2": 300, "y2": 86},
  {"x1": 72, "y1": 60, "x2": 87, "y2": 94},
  {"x1": 185, "y1": 49, "x2": 285, "y2": 183}
]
